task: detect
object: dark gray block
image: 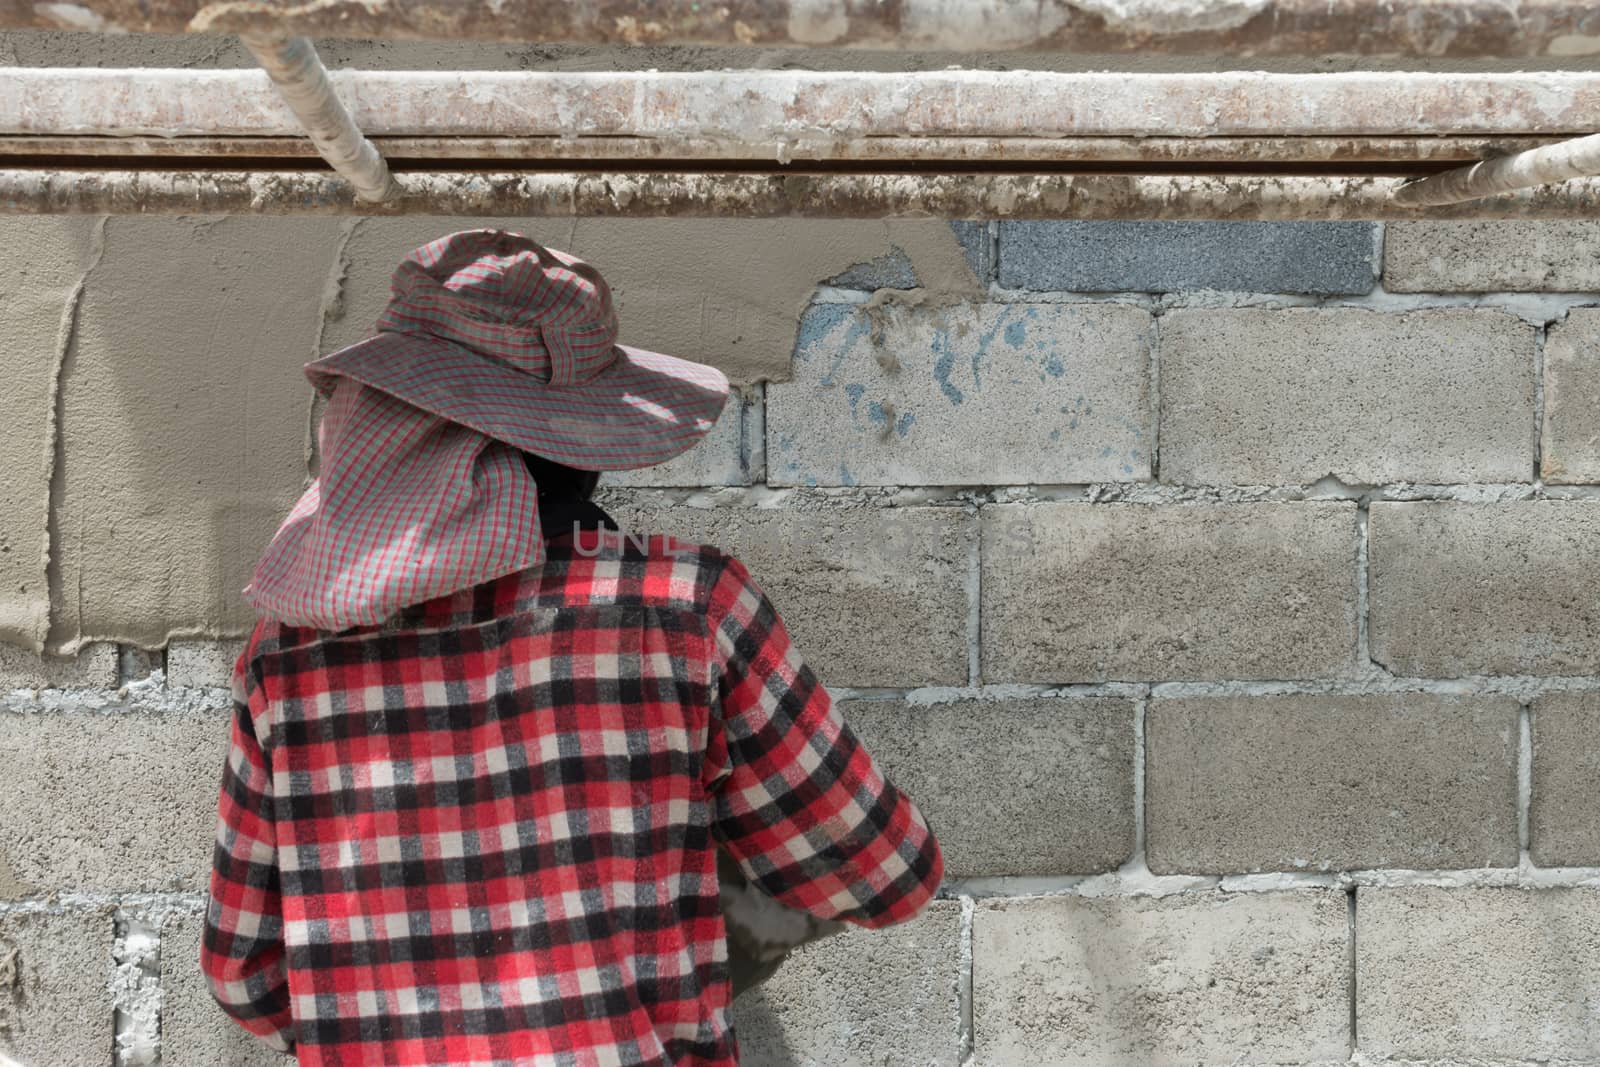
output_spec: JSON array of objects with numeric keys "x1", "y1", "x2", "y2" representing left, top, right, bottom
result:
[{"x1": 998, "y1": 220, "x2": 1378, "y2": 294}]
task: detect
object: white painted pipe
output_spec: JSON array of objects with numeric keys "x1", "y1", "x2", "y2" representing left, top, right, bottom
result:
[
  {"x1": 3, "y1": 169, "x2": 1600, "y2": 219},
  {"x1": 1394, "y1": 131, "x2": 1600, "y2": 206},
  {"x1": 2, "y1": 68, "x2": 1597, "y2": 142},
  {"x1": 238, "y1": 34, "x2": 395, "y2": 203}
]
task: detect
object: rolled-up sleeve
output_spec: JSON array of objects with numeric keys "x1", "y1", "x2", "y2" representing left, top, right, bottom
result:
[{"x1": 703, "y1": 554, "x2": 944, "y2": 929}]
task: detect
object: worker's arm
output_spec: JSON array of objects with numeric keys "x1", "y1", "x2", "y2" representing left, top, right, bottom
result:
[
  {"x1": 199, "y1": 657, "x2": 295, "y2": 1054},
  {"x1": 704, "y1": 553, "x2": 943, "y2": 929}
]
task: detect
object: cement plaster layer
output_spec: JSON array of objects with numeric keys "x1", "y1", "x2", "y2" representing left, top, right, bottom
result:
[
  {"x1": 735, "y1": 900, "x2": 961, "y2": 1067},
  {"x1": 1540, "y1": 309, "x2": 1600, "y2": 484},
  {"x1": 842, "y1": 695, "x2": 1135, "y2": 877},
  {"x1": 324, "y1": 216, "x2": 981, "y2": 386},
  {"x1": 50, "y1": 216, "x2": 337, "y2": 650},
  {"x1": 1369, "y1": 501, "x2": 1600, "y2": 677},
  {"x1": 0, "y1": 217, "x2": 102, "y2": 651},
  {"x1": 971, "y1": 890, "x2": 1349, "y2": 1065},
  {"x1": 769, "y1": 301, "x2": 1153, "y2": 486},
  {"x1": 1357, "y1": 886, "x2": 1600, "y2": 1059},
  {"x1": 0, "y1": 905, "x2": 116, "y2": 1066},
  {"x1": 1385, "y1": 221, "x2": 1600, "y2": 292},
  {"x1": 0, "y1": 706, "x2": 229, "y2": 894},
  {"x1": 1159, "y1": 308, "x2": 1536, "y2": 486},
  {"x1": 1531, "y1": 691, "x2": 1600, "y2": 866},
  {"x1": 599, "y1": 499, "x2": 973, "y2": 687},
  {"x1": 981, "y1": 502, "x2": 1360, "y2": 682},
  {"x1": 1147, "y1": 692, "x2": 1520, "y2": 874},
  {"x1": 160, "y1": 910, "x2": 285, "y2": 1067}
]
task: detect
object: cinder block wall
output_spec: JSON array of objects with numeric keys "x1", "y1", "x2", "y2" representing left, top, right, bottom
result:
[{"x1": 6, "y1": 36, "x2": 1600, "y2": 1067}]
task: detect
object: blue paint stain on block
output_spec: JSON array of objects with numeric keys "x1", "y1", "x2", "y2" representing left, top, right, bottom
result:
[
  {"x1": 796, "y1": 303, "x2": 876, "y2": 388},
  {"x1": 1043, "y1": 353, "x2": 1066, "y2": 378},
  {"x1": 1004, "y1": 320, "x2": 1027, "y2": 347},
  {"x1": 896, "y1": 412, "x2": 916, "y2": 437},
  {"x1": 931, "y1": 330, "x2": 965, "y2": 405},
  {"x1": 839, "y1": 464, "x2": 856, "y2": 486},
  {"x1": 1049, "y1": 428, "x2": 1061, "y2": 442},
  {"x1": 866, "y1": 400, "x2": 890, "y2": 427},
  {"x1": 844, "y1": 383, "x2": 865, "y2": 408}
]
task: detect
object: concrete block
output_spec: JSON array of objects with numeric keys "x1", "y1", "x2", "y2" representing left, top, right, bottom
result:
[
  {"x1": 971, "y1": 891, "x2": 1349, "y2": 1066},
  {"x1": 1385, "y1": 221, "x2": 1600, "y2": 292},
  {"x1": 1147, "y1": 693, "x2": 1519, "y2": 874},
  {"x1": 981, "y1": 503, "x2": 1359, "y2": 683},
  {"x1": 735, "y1": 900, "x2": 960, "y2": 1067},
  {"x1": 0, "y1": 708, "x2": 229, "y2": 894},
  {"x1": 598, "y1": 501, "x2": 972, "y2": 688},
  {"x1": 165, "y1": 640, "x2": 246, "y2": 689},
  {"x1": 0, "y1": 641, "x2": 117, "y2": 691},
  {"x1": 330, "y1": 218, "x2": 982, "y2": 386},
  {"x1": 1159, "y1": 308, "x2": 1535, "y2": 485},
  {"x1": 160, "y1": 910, "x2": 284, "y2": 1067},
  {"x1": 0, "y1": 905, "x2": 116, "y2": 1066},
  {"x1": 998, "y1": 220, "x2": 1377, "y2": 295},
  {"x1": 1540, "y1": 309, "x2": 1600, "y2": 484},
  {"x1": 1531, "y1": 691, "x2": 1600, "y2": 866},
  {"x1": 53, "y1": 216, "x2": 341, "y2": 648},
  {"x1": 0, "y1": 217, "x2": 106, "y2": 651},
  {"x1": 604, "y1": 390, "x2": 748, "y2": 488},
  {"x1": 1357, "y1": 886, "x2": 1600, "y2": 1059},
  {"x1": 842, "y1": 696, "x2": 1135, "y2": 878},
  {"x1": 949, "y1": 221, "x2": 995, "y2": 285},
  {"x1": 769, "y1": 302, "x2": 1152, "y2": 486},
  {"x1": 1369, "y1": 502, "x2": 1600, "y2": 677},
  {"x1": 824, "y1": 247, "x2": 918, "y2": 291}
]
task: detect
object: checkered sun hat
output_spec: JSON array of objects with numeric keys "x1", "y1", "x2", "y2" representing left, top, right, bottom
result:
[
  {"x1": 306, "y1": 229, "x2": 730, "y2": 468},
  {"x1": 244, "y1": 230, "x2": 730, "y2": 632}
]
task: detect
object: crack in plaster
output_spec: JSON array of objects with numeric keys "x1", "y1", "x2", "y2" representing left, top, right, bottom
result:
[
  {"x1": 110, "y1": 912, "x2": 161, "y2": 1067},
  {"x1": 41, "y1": 215, "x2": 107, "y2": 658}
]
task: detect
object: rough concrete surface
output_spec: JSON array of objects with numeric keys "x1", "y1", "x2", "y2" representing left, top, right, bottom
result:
[
  {"x1": 1159, "y1": 308, "x2": 1535, "y2": 486},
  {"x1": 0, "y1": 905, "x2": 116, "y2": 1066},
  {"x1": 1385, "y1": 221, "x2": 1600, "y2": 292},
  {"x1": 841, "y1": 696, "x2": 1135, "y2": 878},
  {"x1": 52, "y1": 216, "x2": 333, "y2": 650},
  {"x1": 1540, "y1": 309, "x2": 1600, "y2": 484},
  {"x1": 0, "y1": 707, "x2": 229, "y2": 894},
  {"x1": 1531, "y1": 691, "x2": 1600, "y2": 866},
  {"x1": 735, "y1": 900, "x2": 961, "y2": 1067},
  {"x1": 1147, "y1": 693, "x2": 1520, "y2": 874},
  {"x1": 981, "y1": 503, "x2": 1359, "y2": 682},
  {"x1": 165, "y1": 639, "x2": 247, "y2": 690},
  {"x1": 971, "y1": 891, "x2": 1349, "y2": 1065},
  {"x1": 0, "y1": 217, "x2": 103, "y2": 651},
  {"x1": 1358, "y1": 886, "x2": 1600, "y2": 1060},
  {"x1": 600, "y1": 501, "x2": 973, "y2": 688},
  {"x1": 998, "y1": 220, "x2": 1378, "y2": 295},
  {"x1": 606, "y1": 389, "x2": 749, "y2": 488},
  {"x1": 160, "y1": 910, "x2": 285, "y2": 1067},
  {"x1": 323, "y1": 216, "x2": 981, "y2": 387},
  {"x1": 1369, "y1": 501, "x2": 1600, "y2": 677},
  {"x1": 0, "y1": 641, "x2": 116, "y2": 692},
  {"x1": 768, "y1": 302, "x2": 1152, "y2": 486}
]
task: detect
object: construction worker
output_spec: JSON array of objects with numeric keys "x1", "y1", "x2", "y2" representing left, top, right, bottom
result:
[{"x1": 200, "y1": 229, "x2": 944, "y2": 1065}]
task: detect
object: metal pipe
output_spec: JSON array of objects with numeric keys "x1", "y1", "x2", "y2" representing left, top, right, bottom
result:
[
  {"x1": 5, "y1": 68, "x2": 1599, "y2": 143},
  {"x1": 1, "y1": 169, "x2": 1598, "y2": 219},
  {"x1": 1394, "y1": 131, "x2": 1600, "y2": 206},
  {"x1": 0, "y1": 134, "x2": 1562, "y2": 166},
  {"x1": 239, "y1": 34, "x2": 394, "y2": 203},
  {"x1": 11, "y1": 0, "x2": 1600, "y2": 56}
]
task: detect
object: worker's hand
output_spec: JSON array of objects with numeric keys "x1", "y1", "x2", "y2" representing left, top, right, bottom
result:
[{"x1": 716, "y1": 847, "x2": 846, "y2": 998}]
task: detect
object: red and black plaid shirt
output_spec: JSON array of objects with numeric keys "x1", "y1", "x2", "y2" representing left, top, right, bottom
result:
[{"x1": 202, "y1": 519, "x2": 944, "y2": 1066}]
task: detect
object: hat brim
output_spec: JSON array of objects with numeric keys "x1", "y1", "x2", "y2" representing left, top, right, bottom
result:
[{"x1": 304, "y1": 332, "x2": 731, "y2": 471}]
